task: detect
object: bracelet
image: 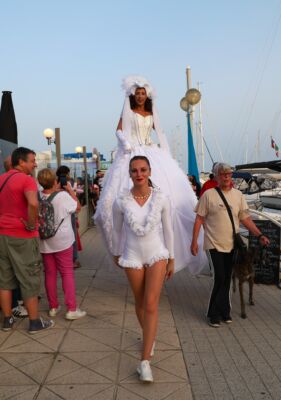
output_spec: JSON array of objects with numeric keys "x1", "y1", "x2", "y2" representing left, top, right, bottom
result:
[{"x1": 257, "y1": 234, "x2": 263, "y2": 239}]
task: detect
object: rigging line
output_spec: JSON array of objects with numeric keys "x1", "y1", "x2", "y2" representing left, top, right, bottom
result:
[
  {"x1": 228, "y1": 4, "x2": 281, "y2": 158},
  {"x1": 202, "y1": 137, "x2": 214, "y2": 164},
  {"x1": 240, "y1": 5, "x2": 281, "y2": 142}
]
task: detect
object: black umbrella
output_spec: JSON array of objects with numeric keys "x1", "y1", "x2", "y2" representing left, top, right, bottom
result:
[
  {"x1": 0, "y1": 91, "x2": 18, "y2": 173},
  {"x1": 0, "y1": 91, "x2": 17, "y2": 144}
]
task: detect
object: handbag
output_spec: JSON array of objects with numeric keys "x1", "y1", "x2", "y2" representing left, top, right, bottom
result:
[{"x1": 215, "y1": 187, "x2": 247, "y2": 261}]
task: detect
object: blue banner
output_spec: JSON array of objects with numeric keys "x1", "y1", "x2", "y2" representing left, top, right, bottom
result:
[{"x1": 187, "y1": 113, "x2": 200, "y2": 182}]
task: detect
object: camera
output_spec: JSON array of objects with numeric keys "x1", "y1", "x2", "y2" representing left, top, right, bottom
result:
[{"x1": 58, "y1": 175, "x2": 68, "y2": 189}]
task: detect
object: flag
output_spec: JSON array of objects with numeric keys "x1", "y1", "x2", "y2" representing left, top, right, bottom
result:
[
  {"x1": 271, "y1": 136, "x2": 279, "y2": 158},
  {"x1": 187, "y1": 113, "x2": 200, "y2": 182}
]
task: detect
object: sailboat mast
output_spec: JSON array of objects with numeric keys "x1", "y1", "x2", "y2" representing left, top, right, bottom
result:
[
  {"x1": 186, "y1": 67, "x2": 194, "y2": 131},
  {"x1": 197, "y1": 81, "x2": 205, "y2": 172}
]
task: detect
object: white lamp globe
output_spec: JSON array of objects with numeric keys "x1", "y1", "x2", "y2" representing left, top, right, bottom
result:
[
  {"x1": 43, "y1": 128, "x2": 54, "y2": 139},
  {"x1": 75, "y1": 146, "x2": 83, "y2": 154}
]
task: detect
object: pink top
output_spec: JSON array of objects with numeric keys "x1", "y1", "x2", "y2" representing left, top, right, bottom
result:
[{"x1": 0, "y1": 169, "x2": 38, "y2": 238}]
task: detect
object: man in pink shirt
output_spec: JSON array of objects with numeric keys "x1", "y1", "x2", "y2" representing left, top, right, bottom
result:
[{"x1": 0, "y1": 147, "x2": 54, "y2": 333}]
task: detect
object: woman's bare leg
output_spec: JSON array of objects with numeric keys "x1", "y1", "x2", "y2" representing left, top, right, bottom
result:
[
  {"x1": 142, "y1": 260, "x2": 167, "y2": 360},
  {"x1": 125, "y1": 268, "x2": 145, "y2": 328}
]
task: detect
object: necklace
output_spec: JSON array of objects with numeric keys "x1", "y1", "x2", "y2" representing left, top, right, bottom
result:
[{"x1": 132, "y1": 189, "x2": 151, "y2": 200}]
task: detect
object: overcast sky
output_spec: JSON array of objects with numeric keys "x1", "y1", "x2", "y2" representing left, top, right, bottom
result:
[{"x1": 1, "y1": 0, "x2": 281, "y2": 171}]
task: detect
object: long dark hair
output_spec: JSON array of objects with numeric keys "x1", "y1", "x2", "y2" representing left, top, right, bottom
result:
[
  {"x1": 129, "y1": 89, "x2": 153, "y2": 113},
  {"x1": 129, "y1": 155, "x2": 154, "y2": 187}
]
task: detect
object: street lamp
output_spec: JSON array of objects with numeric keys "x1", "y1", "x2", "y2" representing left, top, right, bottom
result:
[
  {"x1": 75, "y1": 146, "x2": 83, "y2": 159},
  {"x1": 43, "y1": 128, "x2": 55, "y2": 145},
  {"x1": 43, "y1": 128, "x2": 61, "y2": 167}
]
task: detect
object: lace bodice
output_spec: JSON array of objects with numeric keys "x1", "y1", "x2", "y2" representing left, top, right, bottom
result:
[{"x1": 130, "y1": 113, "x2": 153, "y2": 145}]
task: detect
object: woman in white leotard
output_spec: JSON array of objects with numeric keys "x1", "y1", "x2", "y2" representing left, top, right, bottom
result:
[
  {"x1": 112, "y1": 155, "x2": 174, "y2": 383},
  {"x1": 95, "y1": 75, "x2": 207, "y2": 274}
]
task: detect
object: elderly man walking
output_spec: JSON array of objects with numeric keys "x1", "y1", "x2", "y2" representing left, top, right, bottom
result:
[
  {"x1": 191, "y1": 162, "x2": 269, "y2": 327},
  {"x1": 0, "y1": 147, "x2": 54, "y2": 333}
]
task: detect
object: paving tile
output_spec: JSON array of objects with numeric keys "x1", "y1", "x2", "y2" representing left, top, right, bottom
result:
[
  {"x1": 120, "y1": 382, "x2": 188, "y2": 400},
  {"x1": 62, "y1": 351, "x2": 117, "y2": 368},
  {"x1": 68, "y1": 315, "x2": 117, "y2": 329},
  {"x1": 0, "y1": 358, "x2": 14, "y2": 374},
  {"x1": 88, "y1": 386, "x2": 115, "y2": 400},
  {"x1": 1, "y1": 352, "x2": 52, "y2": 369},
  {"x1": 0, "y1": 331, "x2": 30, "y2": 351},
  {"x1": 46, "y1": 384, "x2": 112, "y2": 400},
  {"x1": 0, "y1": 385, "x2": 38, "y2": 399},
  {"x1": 36, "y1": 387, "x2": 64, "y2": 399},
  {"x1": 0, "y1": 368, "x2": 36, "y2": 385},
  {"x1": 154, "y1": 352, "x2": 188, "y2": 380},
  {"x1": 46, "y1": 354, "x2": 82, "y2": 383},
  {"x1": 164, "y1": 384, "x2": 193, "y2": 400},
  {"x1": 22, "y1": 328, "x2": 66, "y2": 351},
  {"x1": 9, "y1": 386, "x2": 39, "y2": 399},
  {"x1": 116, "y1": 386, "x2": 146, "y2": 399},
  {"x1": 60, "y1": 330, "x2": 114, "y2": 352},
  {"x1": 87, "y1": 351, "x2": 120, "y2": 382},
  {"x1": 121, "y1": 328, "x2": 143, "y2": 351},
  {"x1": 17, "y1": 355, "x2": 54, "y2": 384},
  {"x1": 73, "y1": 327, "x2": 122, "y2": 350},
  {"x1": 47, "y1": 366, "x2": 111, "y2": 384}
]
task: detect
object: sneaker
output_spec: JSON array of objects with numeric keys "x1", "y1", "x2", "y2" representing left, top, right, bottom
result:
[
  {"x1": 29, "y1": 317, "x2": 55, "y2": 334},
  {"x1": 49, "y1": 306, "x2": 61, "y2": 317},
  {"x1": 12, "y1": 305, "x2": 28, "y2": 318},
  {"x1": 208, "y1": 318, "x2": 220, "y2": 328},
  {"x1": 150, "y1": 341, "x2": 156, "y2": 357},
  {"x1": 2, "y1": 316, "x2": 15, "y2": 332},
  {"x1": 222, "y1": 316, "x2": 232, "y2": 324},
  {"x1": 65, "y1": 308, "x2": 86, "y2": 320},
  {"x1": 137, "y1": 360, "x2": 153, "y2": 382}
]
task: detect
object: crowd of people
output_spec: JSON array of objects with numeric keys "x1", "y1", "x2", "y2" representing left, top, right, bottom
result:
[{"x1": 0, "y1": 75, "x2": 270, "y2": 383}]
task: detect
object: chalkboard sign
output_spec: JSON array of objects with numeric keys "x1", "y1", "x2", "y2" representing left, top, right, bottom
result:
[{"x1": 249, "y1": 220, "x2": 281, "y2": 285}]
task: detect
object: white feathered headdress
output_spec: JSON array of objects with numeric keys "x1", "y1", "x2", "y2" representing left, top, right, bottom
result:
[{"x1": 122, "y1": 75, "x2": 156, "y2": 99}]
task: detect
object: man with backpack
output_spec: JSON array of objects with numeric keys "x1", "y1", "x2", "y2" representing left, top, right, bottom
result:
[{"x1": 0, "y1": 147, "x2": 54, "y2": 333}]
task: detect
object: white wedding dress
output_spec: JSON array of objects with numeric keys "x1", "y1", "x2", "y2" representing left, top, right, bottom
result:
[{"x1": 95, "y1": 111, "x2": 207, "y2": 273}]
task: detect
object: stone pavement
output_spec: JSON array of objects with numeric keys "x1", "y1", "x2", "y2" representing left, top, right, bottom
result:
[
  {"x1": 1, "y1": 227, "x2": 281, "y2": 399},
  {"x1": 0, "y1": 228, "x2": 192, "y2": 400},
  {"x1": 167, "y1": 267, "x2": 281, "y2": 400}
]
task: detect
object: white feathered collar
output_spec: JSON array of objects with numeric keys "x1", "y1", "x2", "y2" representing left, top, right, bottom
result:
[{"x1": 119, "y1": 187, "x2": 165, "y2": 236}]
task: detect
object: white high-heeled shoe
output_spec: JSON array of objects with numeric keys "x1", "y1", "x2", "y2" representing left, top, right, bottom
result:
[{"x1": 137, "y1": 360, "x2": 153, "y2": 382}]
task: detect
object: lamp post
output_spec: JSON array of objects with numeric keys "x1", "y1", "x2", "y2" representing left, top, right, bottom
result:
[
  {"x1": 180, "y1": 66, "x2": 201, "y2": 180},
  {"x1": 92, "y1": 147, "x2": 100, "y2": 170},
  {"x1": 43, "y1": 128, "x2": 61, "y2": 167},
  {"x1": 76, "y1": 145, "x2": 90, "y2": 224}
]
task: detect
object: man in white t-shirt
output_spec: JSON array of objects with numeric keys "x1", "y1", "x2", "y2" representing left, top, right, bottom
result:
[{"x1": 191, "y1": 162, "x2": 269, "y2": 327}]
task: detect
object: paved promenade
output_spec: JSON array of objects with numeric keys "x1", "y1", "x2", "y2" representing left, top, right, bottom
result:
[{"x1": 1, "y1": 227, "x2": 281, "y2": 399}]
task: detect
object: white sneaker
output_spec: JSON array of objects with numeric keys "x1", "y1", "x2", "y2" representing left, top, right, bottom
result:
[
  {"x1": 12, "y1": 305, "x2": 28, "y2": 318},
  {"x1": 49, "y1": 306, "x2": 61, "y2": 317},
  {"x1": 137, "y1": 360, "x2": 153, "y2": 382},
  {"x1": 150, "y1": 341, "x2": 156, "y2": 357},
  {"x1": 65, "y1": 308, "x2": 86, "y2": 320}
]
